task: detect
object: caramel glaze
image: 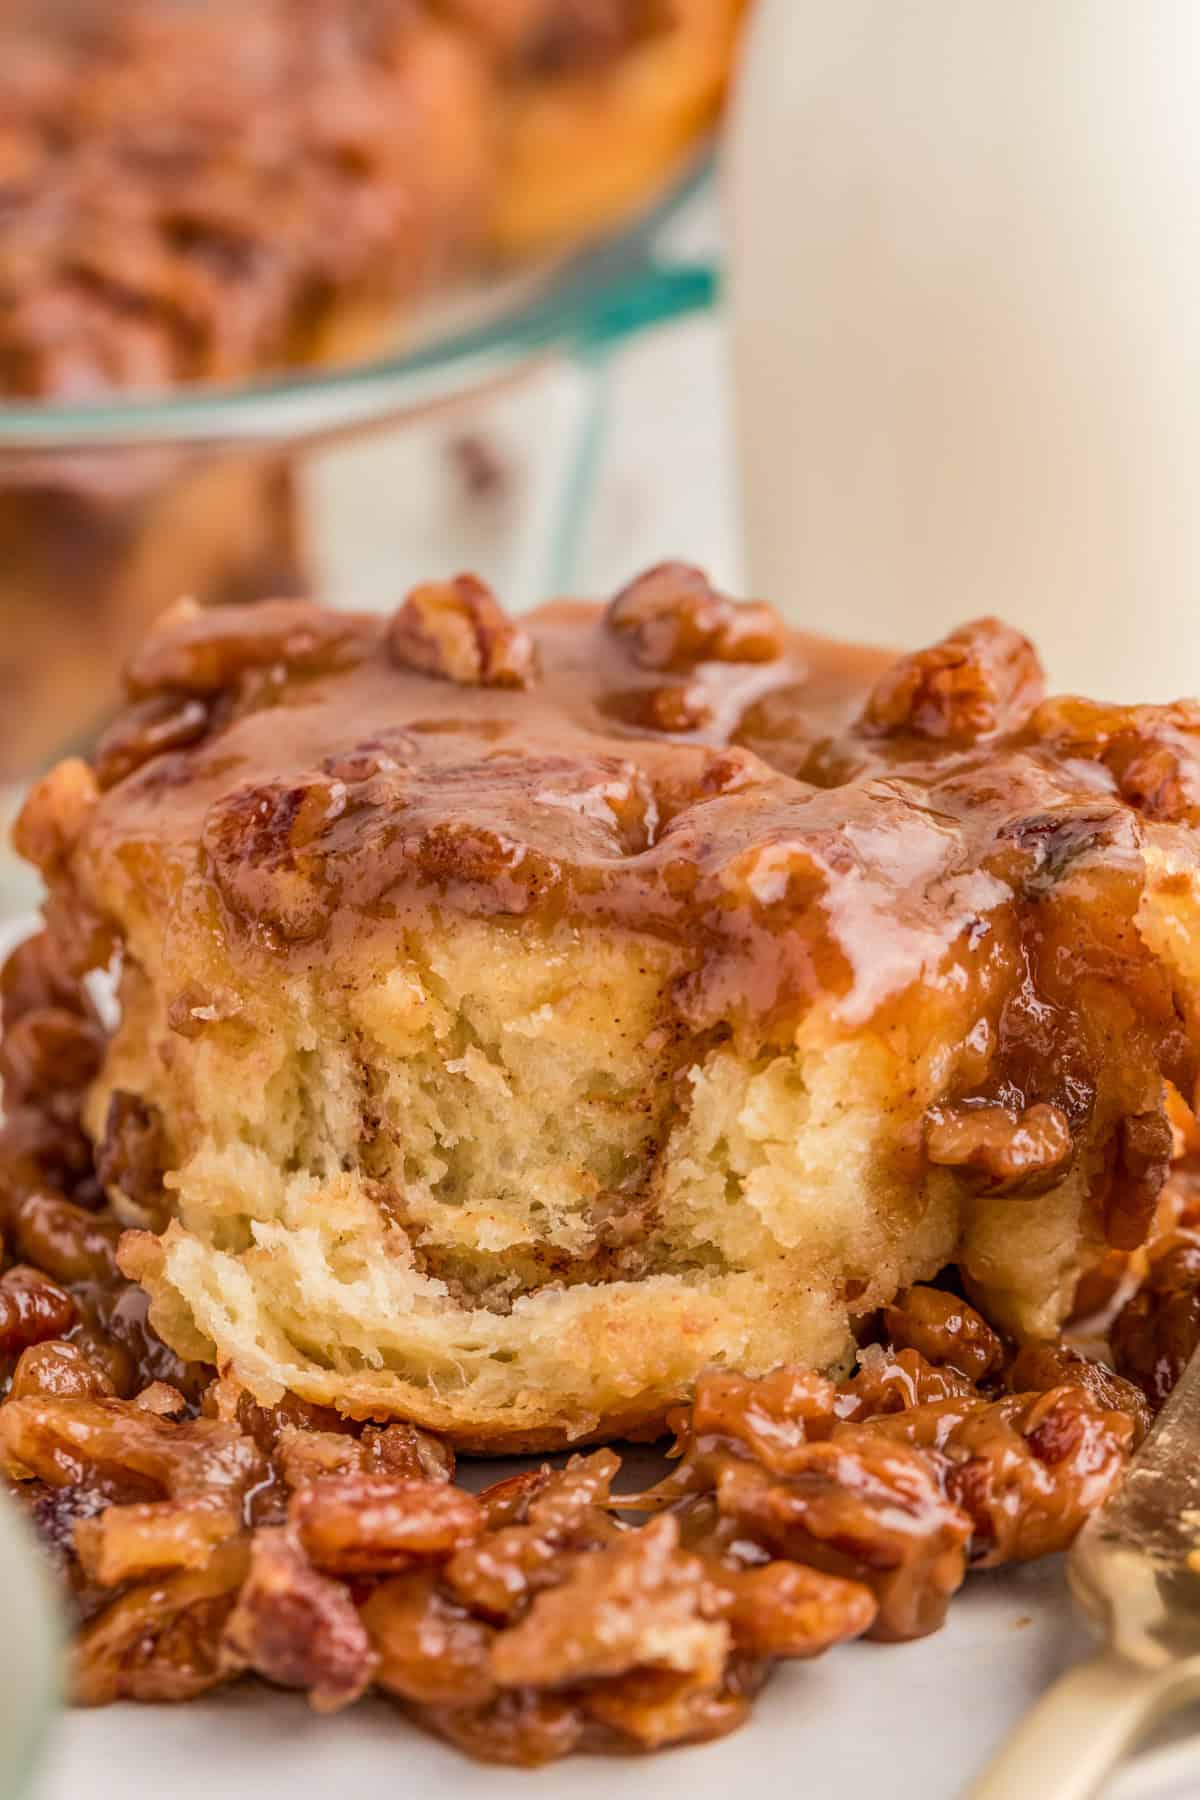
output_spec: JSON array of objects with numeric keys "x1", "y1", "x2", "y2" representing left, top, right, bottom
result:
[{"x1": 20, "y1": 568, "x2": 1200, "y2": 1252}]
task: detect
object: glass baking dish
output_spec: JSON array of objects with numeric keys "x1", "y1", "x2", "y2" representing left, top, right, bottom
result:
[{"x1": 0, "y1": 163, "x2": 717, "y2": 774}]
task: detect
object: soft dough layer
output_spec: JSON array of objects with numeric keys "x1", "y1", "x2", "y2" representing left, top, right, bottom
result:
[{"x1": 108, "y1": 915, "x2": 1094, "y2": 1449}]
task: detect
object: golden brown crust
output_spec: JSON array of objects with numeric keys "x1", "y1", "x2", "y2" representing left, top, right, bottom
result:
[{"x1": 486, "y1": 0, "x2": 749, "y2": 256}]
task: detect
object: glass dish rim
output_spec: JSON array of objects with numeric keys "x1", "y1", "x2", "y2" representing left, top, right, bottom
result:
[{"x1": 0, "y1": 159, "x2": 719, "y2": 453}]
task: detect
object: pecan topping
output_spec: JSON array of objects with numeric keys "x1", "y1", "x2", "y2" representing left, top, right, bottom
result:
[
  {"x1": 200, "y1": 774, "x2": 349, "y2": 942},
  {"x1": 11, "y1": 758, "x2": 99, "y2": 877},
  {"x1": 95, "y1": 1093, "x2": 169, "y2": 1226},
  {"x1": 275, "y1": 1421, "x2": 454, "y2": 1489},
  {"x1": 881, "y1": 1287, "x2": 1005, "y2": 1383},
  {"x1": 363, "y1": 1571, "x2": 495, "y2": 1708},
  {"x1": 1105, "y1": 1109, "x2": 1175, "y2": 1252},
  {"x1": 1031, "y1": 697, "x2": 1200, "y2": 826},
  {"x1": 490, "y1": 1515, "x2": 727, "y2": 1689},
  {"x1": 1112, "y1": 1233, "x2": 1200, "y2": 1409},
  {"x1": 10, "y1": 1342, "x2": 116, "y2": 1403},
  {"x1": 603, "y1": 680, "x2": 715, "y2": 733},
  {"x1": 1006, "y1": 1342, "x2": 1152, "y2": 1445},
  {"x1": 941, "y1": 1388, "x2": 1133, "y2": 1566},
  {"x1": 387, "y1": 576, "x2": 538, "y2": 689},
  {"x1": 445, "y1": 1451, "x2": 619, "y2": 1621},
  {"x1": 0, "y1": 1008, "x2": 104, "y2": 1112},
  {"x1": 93, "y1": 694, "x2": 212, "y2": 791},
  {"x1": 71, "y1": 1539, "x2": 248, "y2": 1705},
  {"x1": 861, "y1": 618, "x2": 1043, "y2": 742},
  {"x1": 290, "y1": 1475, "x2": 482, "y2": 1575},
  {"x1": 837, "y1": 1346, "x2": 978, "y2": 1420},
  {"x1": 0, "y1": 1265, "x2": 78, "y2": 1355},
  {"x1": 709, "y1": 1560, "x2": 877, "y2": 1659},
  {"x1": 710, "y1": 1432, "x2": 972, "y2": 1641},
  {"x1": 925, "y1": 1102, "x2": 1074, "y2": 1195},
  {"x1": 606, "y1": 563, "x2": 785, "y2": 670},
  {"x1": 125, "y1": 600, "x2": 373, "y2": 699},
  {"x1": 11, "y1": 1192, "x2": 120, "y2": 1285},
  {"x1": 223, "y1": 1528, "x2": 376, "y2": 1711}
]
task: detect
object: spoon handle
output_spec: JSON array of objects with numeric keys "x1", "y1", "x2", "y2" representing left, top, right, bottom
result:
[{"x1": 965, "y1": 1651, "x2": 1200, "y2": 1800}]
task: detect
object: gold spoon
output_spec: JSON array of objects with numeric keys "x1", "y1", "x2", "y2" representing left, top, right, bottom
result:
[{"x1": 969, "y1": 1348, "x2": 1200, "y2": 1798}]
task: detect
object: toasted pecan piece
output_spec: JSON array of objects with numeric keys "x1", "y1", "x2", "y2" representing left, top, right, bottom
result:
[{"x1": 387, "y1": 576, "x2": 538, "y2": 689}]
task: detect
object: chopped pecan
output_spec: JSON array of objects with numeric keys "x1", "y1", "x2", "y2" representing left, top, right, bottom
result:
[
  {"x1": 271, "y1": 1429, "x2": 363, "y2": 1487},
  {"x1": 64, "y1": 1331, "x2": 138, "y2": 1402},
  {"x1": 0, "y1": 1106, "x2": 94, "y2": 1210},
  {"x1": 860, "y1": 618, "x2": 1043, "y2": 742},
  {"x1": 1029, "y1": 697, "x2": 1200, "y2": 826},
  {"x1": 95, "y1": 1092, "x2": 169, "y2": 1223},
  {"x1": 125, "y1": 599, "x2": 373, "y2": 699},
  {"x1": 421, "y1": 1689, "x2": 584, "y2": 1768},
  {"x1": 943, "y1": 1388, "x2": 1133, "y2": 1565},
  {"x1": 581, "y1": 1664, "x2": 757, "y2": 1752},
  {"x1": 10, "y1": 1342, "x2": 116, "y2": 1403},
  {"x1": 836, "y1": 1346, "x2": 978, "y2": 1420},
  {"x1": 289, "y1": 1474, "x2": 481, "y2": 1575},
  {"x1": 1112, "y1": 1234, "x2": 1200, "y2": 1409},
  {"x1": 200, "y1": 773, "x2": 347, "y2": 942},
  {"x1": 881, "y1": 1287, "x2": 1005, "y2": 1382},
  {"x1": 0, "y1": 1007, "x2": 105, "y2": 1109},
  {"x1": 11, "y1": 1191, "x2": 120, "y2": 1285},
  {"x1": 199, "y1": 1376, "x2": 347, "y2": 1451},
  {"x1": 491, "y1": 1515, "x2": 727, "y2": 1690},
  {"x1": 75, "y1": 1497, "x2": 238, "y2": 1585},
  {"x1": 1006, "y1": 1343, "x2": 1151, "y2": 1445},
  {"x1": 93, "y1": 692, "x2": 212, "y2": 790},
  {"x1": 1110, "y1": 738, "x2": 1200, "y2": 826},
  {"x1": 606, "y1": 564, "x2": 784, "y2": 671},
  {"x1": 132, "y1": 1383, "x2": 189, "y2": 1418},
  {"x1": 601, "y1": 681, "x2": 715, "y2": 734},
  {"x1": 925, "y1": 1102, "x2": 1073, "y2": 1196},
  {"x1": 363, "y1": 1422, "x2": 455, "y2": 1483},
  {"x1": 0, "y1": 1395, "x2": 265, "y2": 1509},
  {"x1": 387, "y1": 576, "x2": 538, "y2": 689},
  {"x1": 705, "y1": 1559, "x2": 877, "y2": 1658},
  {"x1": 11, "y1": 757, "x2": 99, "y2": 876},
  {"x1": 856, "y1": 1396, "x2": 989, "y2": 1457},
  {"x1": 0, "y1": 931, "x2": 87, "y2": 1026},
  {"x1": 276, "y1": 1421, "x2": 453, "y2": 1489},
  {"x1": 446, "y1": 1452, "x2": 619, "y2": 1622},
  {"x1": 658, "y1": 1365, "x2": 839, "y2": 1497},
  {"x1": 1104, "y1": 1110, "x2": 1174, "y2": 1252},
  {"x1": 363, "y1": 1569, "x2": 495, "y2": 1707},
  {"x1": 711, "y1": 1430, "x2": 972, "y2": 1641},
  {"x1": 0, "y1": 1265, "x2": 77, "y2": 1356},
  {"x1": 71, "y1": 1537, "x2": 248, "y2": 1705},
  {"x1": 223, "y1": 1527, "x2": 376, "y2": 1711}
]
